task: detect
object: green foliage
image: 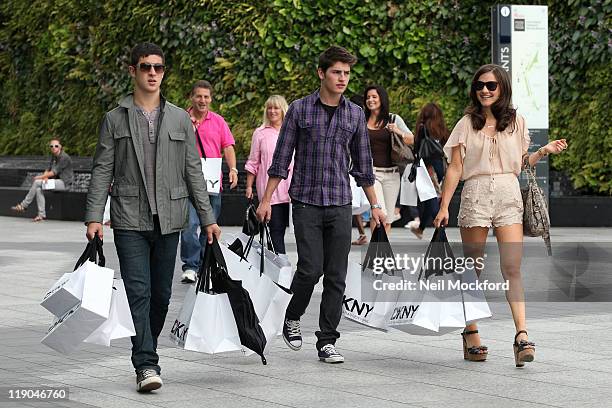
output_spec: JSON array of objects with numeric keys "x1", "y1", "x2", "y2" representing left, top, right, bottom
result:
[
  {"x1": 0, "y1": 0, "x2": 610, "y2": 193},
  {"x1": 549, "y1": 66, "x2": 611, "y2": 194}
]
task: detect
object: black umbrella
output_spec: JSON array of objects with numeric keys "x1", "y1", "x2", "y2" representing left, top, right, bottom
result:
[{"x1": 201, "y1": 237, "x2": 267, "y2": 365}]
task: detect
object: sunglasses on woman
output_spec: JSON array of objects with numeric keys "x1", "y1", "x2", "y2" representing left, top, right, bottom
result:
[
  {"x1": 137, "y1": 63, "x2": 165, "y2": 74},
  {"x1": 473, "y1": 81, "x2": 498, "y2": 91},
  {"x1": 49, "y1": 144, "x2": 60, "y2": 148}
]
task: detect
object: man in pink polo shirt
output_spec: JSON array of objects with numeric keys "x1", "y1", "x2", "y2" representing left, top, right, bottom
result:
[{"x1": 180, "y1": 80, "x2": 238, "y2": 283}]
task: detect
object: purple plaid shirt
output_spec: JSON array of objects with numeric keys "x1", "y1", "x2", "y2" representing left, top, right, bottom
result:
[{"x1": 267, "y1": 90, "x2": 375, "y2": 206}]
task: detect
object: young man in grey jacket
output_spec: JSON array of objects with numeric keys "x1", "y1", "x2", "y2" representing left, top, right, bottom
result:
[{"x1": 85, "y1": 43, "x2": 220, "y2": 392}]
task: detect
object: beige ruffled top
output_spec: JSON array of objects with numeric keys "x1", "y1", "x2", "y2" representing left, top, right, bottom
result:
[{"x1": 444, "y1": 114, "x2": 530, "y2": 184}]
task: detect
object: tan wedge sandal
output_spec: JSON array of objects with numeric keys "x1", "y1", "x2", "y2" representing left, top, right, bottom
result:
[
  {"x1": 513, "y1": 330, "x2": 536, "y2": 367},
  {"x1": 461, "y1": 329, "x2": 488, "y2": 362}
]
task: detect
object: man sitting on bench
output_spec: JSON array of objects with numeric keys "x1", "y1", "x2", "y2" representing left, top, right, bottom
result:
[{"x1": 10, "y1": 138, "x2": 73, "y2": 221}]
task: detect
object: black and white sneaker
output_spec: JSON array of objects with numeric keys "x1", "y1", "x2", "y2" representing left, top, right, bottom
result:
[
  {"x1": 318, "y1": 344, "x2": 344, "y2": 363},
  {"x1": 136, "y1": 368, "x2": 162, "y2": 392},
  {"x1": 282, "y1": 318, "x2": 302, "y2": 351},
  {"x1": 181, "y1": 269, "x2": 197, "y2": 284}
]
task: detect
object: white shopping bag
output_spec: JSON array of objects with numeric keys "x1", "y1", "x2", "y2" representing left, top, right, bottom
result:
[
  {"x1": 415, "y1": 159, "x2": 438, "y2": 202},
  {"x1": 411, "y1": 274, "x2": 465, "y2": 333},
  {"x1": 387, "y1": 228, "x2": 467, "y2": 336},
  {"x1": 350, "y1": 175, "x2": 369, "y2": 215},
  {"x1": 228, "y1": 232, "x2": 294, "y2": 288},
  {"x1": 342, "y1": 261, "x2": 402, "y2": 331},
  {"x1": 201, "y1": 158, "x2": 222, "y2": 194},
  {"x1": 41, "y1": 263, "x2": 114, "y2": 353},
  {"x1": 84, "y1": 279, "x2": 135, "y2": 346},
  {"x1": 41, "y1": 271, "x2": 83, "y2": 317},
  {"x1": 42, "y1": 179, "x2": 56, "y2": 190},
  {"x1": 399, "y1": 169, "x2": 418, "y2": 206},
  {"x1": 169, "y1": 284, "x2": 198, "y2": 347},
  {"x1": 460, "y1": 266, "x2": 492, "y2": 324},
  {"x1": 399, "y1": 159, "x2": 437, "y2": 206},
  {"x1": 186, "y1": 291, "x2": 242, "y2": 354},
  {"x1": 170, "y1": 284, "x2": 242, "y2": 354},
  {"x1": 258, "y1": 283, "x2": 292, "y2": 343},
  {"x1": 220, "y1": 242, "x2": 292, "y2": 348}
]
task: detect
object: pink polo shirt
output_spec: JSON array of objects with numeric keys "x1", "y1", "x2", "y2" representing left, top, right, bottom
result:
[
  {"x1": 188, "y1": 108, "x2": 235, "y2": 186},
  {"x1": 245, "y1": 125, "x2": 292, "y2": 205}
]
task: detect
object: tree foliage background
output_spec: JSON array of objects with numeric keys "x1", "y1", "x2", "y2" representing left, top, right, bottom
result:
[{"x1": 0, "y1": 0, "x2": 610, "y2": 193}]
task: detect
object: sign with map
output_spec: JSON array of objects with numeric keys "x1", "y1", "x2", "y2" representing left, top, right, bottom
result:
[
  {"x1": 510, "y1": 5, "x2": 548, "y2": 129},
  {"x1": 492, "y1": 4, "x2": 549, "y2": 196}
]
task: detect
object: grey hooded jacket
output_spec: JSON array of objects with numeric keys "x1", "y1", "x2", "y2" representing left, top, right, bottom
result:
[{"x1": 85, "y1": 94, "x2": 215, "y2": 233}]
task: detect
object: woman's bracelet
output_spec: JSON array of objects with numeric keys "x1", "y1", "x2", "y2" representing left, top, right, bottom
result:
[{"x1": 538, "y1": 146, "x2": 548, "y2": 157}]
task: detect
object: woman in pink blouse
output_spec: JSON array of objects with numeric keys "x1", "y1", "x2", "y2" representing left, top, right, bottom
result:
[
  {"x1": 245, "y1": 95, "x2": 292, "y2": 254},
  {"x1": 434, "y1": 64, "x2": 567, "y2": 366}
]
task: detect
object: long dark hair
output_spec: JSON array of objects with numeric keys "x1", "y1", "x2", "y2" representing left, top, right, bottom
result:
[
  {"x1": 415, "y1": 103, "x2": 449, "y2": 146},
  {"x1": 363, "y1": 85, "x2": 390, "y2": 128},
  {"x1": 465, "y1": 64, "x2": 516, "y2": 132}
]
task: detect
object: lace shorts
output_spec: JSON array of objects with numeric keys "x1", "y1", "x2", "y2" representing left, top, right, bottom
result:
[{"x1": 458, "y1": 173, "x2": 523, "y2": 228}]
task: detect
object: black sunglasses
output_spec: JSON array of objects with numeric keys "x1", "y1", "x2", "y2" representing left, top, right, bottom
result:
[
  {"x1": 473, "y1": 81, "x2": 498, "y2": 91},
  {"x1": 137, "y1": 63, "x2": 165, "y2": 74},
  {"x1": 49, "y1": 144, "x2": 60, "y2": 148}
]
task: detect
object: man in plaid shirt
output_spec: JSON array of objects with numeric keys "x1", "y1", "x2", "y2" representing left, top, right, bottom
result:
[{"x1": 257, "y1": 46, "x2": 385, "y2": 363}]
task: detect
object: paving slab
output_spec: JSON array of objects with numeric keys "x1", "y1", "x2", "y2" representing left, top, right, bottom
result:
[{"x1": 1, "y1": 216, "x2": 612, "y2": 407}]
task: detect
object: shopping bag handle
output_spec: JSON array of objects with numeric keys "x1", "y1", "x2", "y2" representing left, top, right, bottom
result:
[
  {"x1": 362, "y1": 224, "x2": 396, "y2": 274},
  {"x1": 73, "y1": 234, "x2": 105, "y2": 270},
  {"x1": 417, "y1": 227, "x2": 455, "y2": 280},
  {"x1": 198, "y1": 236, "x2": 231, "y2": 294},
  {"x1": 262, "y1": 223, "x2": 276, "y2": 253}
]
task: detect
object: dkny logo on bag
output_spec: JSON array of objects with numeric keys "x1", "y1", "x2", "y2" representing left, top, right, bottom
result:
[
  {"x1": 47, "y1": 306, "x2": 77, "y2": 333},
  {"x1": 43, "y1": 277, "x2": 71, "y2": 300},
  {"x1": 342, "y1": 296, "x2": 373, "y2": 318},
  {"x1": 389, "y1": 304, "x2": 419, "y2": 321},
  {"x1": 170, "y1": 319, "x2": 188, "y2": 342}
]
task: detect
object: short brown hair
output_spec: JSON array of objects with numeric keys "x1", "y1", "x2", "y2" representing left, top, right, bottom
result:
[
  {"x1": 191, "y1": 80, "x2": 213, "y2": 96},
  {"x1": 130, "y1": 42, "x2": 165, "y2": 66},
  {"x1": 318, "y1": 46, "x2": 357, "y2": 72}
]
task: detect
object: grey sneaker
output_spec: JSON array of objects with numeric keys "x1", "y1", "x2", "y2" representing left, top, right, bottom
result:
[
  {"x1": 136, "y1": 369, "x2": 162, "y2": 392},
  {"x1": 181, "y1": 269, "x2": 197, "y2": 283},
  {"x1": 318, "y1": 344, "x2": 344, "y2": 363},
  {"x1": 282, "y1": 318, "x2": 302, "y2": 351}
]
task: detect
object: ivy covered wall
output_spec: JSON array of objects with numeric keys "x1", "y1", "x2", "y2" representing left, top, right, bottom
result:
[{"x1": 0, "y1": 0, "x2": 609, "y2": 193}]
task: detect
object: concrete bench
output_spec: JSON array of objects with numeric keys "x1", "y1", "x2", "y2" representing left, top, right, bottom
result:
[{"x1": 0, "y1": 187, "x2": 87, "y2": 221}]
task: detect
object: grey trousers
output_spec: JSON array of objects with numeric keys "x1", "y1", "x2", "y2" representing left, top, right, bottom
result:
[
  {"x1": 21, "y1": 179, "x2": 66, "y2": 217},
  {"x1": 285, "y1": 201, "x2": 352, "y2": 350}
]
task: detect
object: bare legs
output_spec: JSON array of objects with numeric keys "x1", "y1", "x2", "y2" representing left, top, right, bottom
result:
[
  {"x1": 460, "y1": 226, "x2": 488, "y2": 350},
  {"x1": 494, "y1": 223, "x2": 529, "y2": 344},
  {"x1": 460, "y1": 223, "x2": 529, "y2": 349}
]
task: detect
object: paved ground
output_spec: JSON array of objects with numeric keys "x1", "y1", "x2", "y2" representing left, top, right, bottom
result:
[{"x1": 0, "y1": 216, "x2": 611, "y2": 408}]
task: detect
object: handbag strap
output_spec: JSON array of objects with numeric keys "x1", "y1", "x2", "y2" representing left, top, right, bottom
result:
[
  {"x1": 194, "y1": 127, "x2": 207, "y2": 159},
  {"x1": 74, "y1": 234, "x2": 105, "y2": 270}
]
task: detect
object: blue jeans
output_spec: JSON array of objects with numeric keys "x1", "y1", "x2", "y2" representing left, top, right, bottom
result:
[
  {"x1": 180, "y1": 194, "x2": 221, "y2": 271},
  {"x1": 113, "y1": 216, "x2": 179, "y2": 374}
]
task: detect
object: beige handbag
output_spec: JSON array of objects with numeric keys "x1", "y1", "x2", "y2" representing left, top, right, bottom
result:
[{"x1": 521, "y1": 164, "x2": 551, "y2": 255}]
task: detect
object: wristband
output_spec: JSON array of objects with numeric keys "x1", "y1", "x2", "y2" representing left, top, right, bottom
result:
[{"x1": 371, "y1": 204, "x2": 382, "y2": 210}]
